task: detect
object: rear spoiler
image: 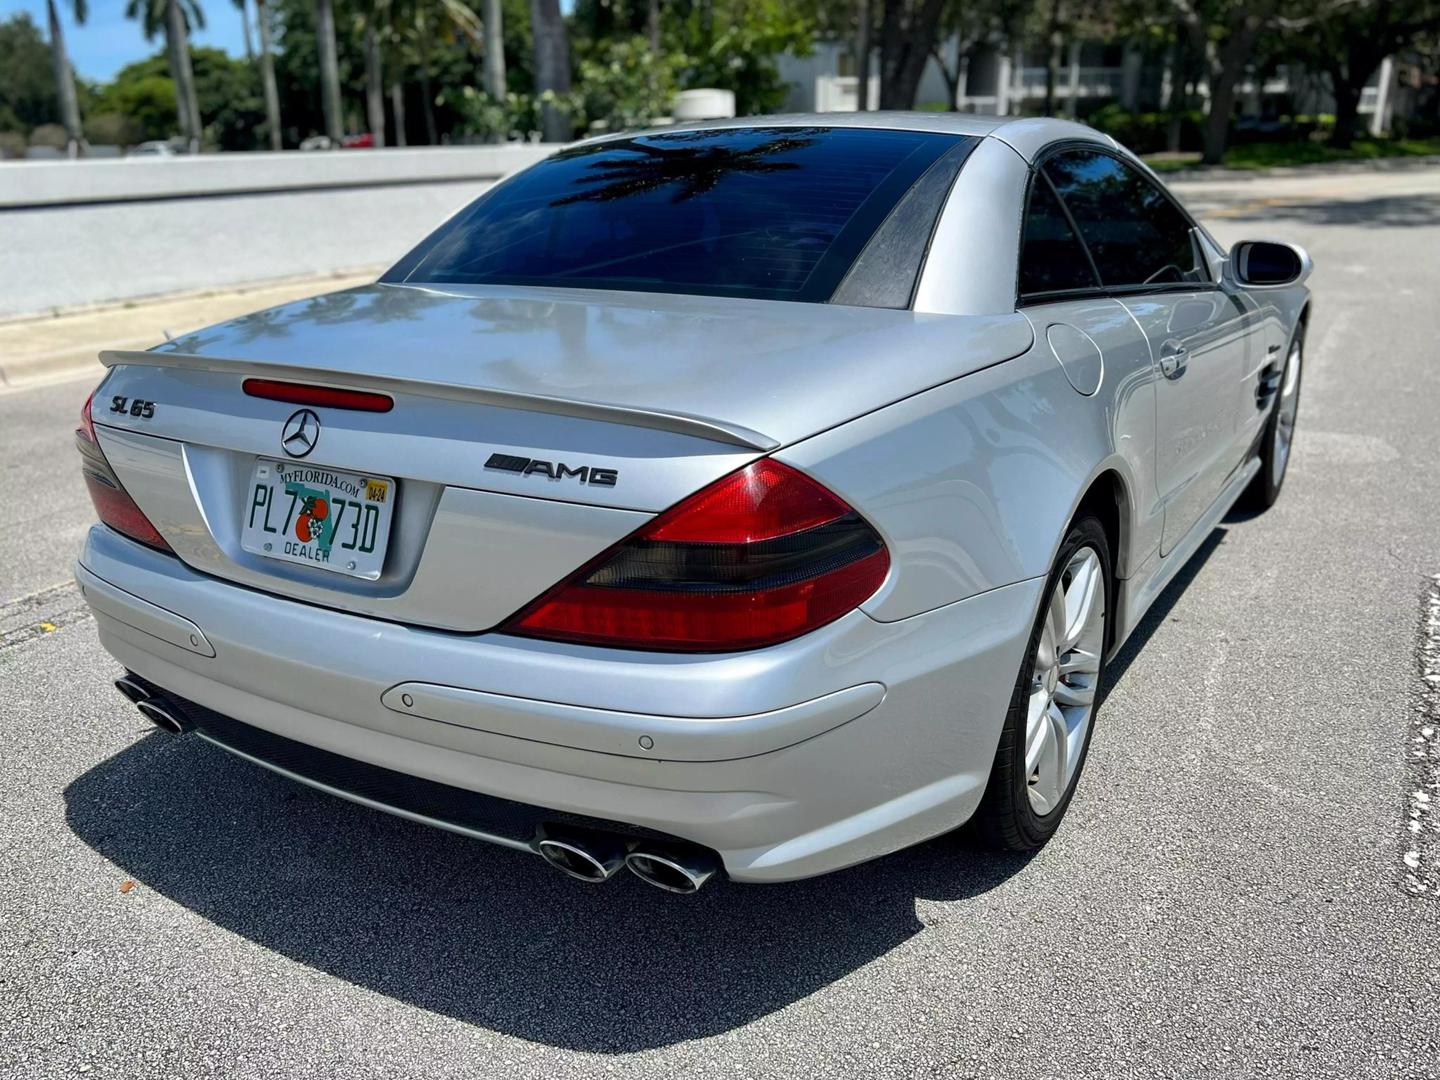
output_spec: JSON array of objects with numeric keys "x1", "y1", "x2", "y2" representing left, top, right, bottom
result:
[{"x1": 99, "y1": 349, "x2": 780, "y2": 452}]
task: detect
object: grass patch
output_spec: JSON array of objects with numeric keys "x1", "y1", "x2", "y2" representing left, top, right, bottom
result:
[{"x1": 1144, "y1": 136, "x2": 1440, "y2": 172}]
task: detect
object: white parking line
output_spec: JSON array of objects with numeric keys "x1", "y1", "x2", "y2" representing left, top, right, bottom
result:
[{"x1": 1404, "y1": 574, "x2": 1440, "y2": 896}]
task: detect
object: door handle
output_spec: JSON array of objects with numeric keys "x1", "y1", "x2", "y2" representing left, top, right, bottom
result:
[{"x1": 1158, "y1": 339, "x2": 1188, "y2": 379}]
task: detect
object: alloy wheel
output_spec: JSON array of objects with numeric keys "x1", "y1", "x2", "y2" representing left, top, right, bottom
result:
[
  {"x1": 1025, "y1": 546, "x2": 1106, "y2": 816},
  {"x1": 1273, "y1": 338, "x2": 1302, "y2": 485}
]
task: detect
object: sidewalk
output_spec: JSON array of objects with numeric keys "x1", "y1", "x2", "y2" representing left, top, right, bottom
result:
[{"x1": 0, "y1": 269, "x2": 379, "y2": 392}]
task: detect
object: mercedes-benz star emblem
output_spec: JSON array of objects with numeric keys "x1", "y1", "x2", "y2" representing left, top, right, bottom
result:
[{"x1": 281, "y1": 408, "x2": 321, "y2": 458}]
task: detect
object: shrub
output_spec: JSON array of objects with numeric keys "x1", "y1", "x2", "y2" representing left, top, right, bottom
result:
[
  {"x1": 577, "y1": 37, "x2": 684, "y2": 134},
  {"x1": 0, "y1": 130, "x2": 25, "y2": 158},
  {"x1": 28, "y1": 122, "x2": 68, "y2": 149},
  {"x1": 86, "y1": 111, "x2": 142, "y2": 148},
  {"x1": 1088, "y1": 104, "x2": 1205, "y2": 154}
]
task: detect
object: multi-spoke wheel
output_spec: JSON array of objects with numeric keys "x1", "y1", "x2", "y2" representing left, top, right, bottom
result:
[
  {"x1": 1241, "y1": 322, "x2": 1305, "y2": 511},
  {"x1": 1024, "y1": 546, "x2": 1105, "y2": 816},
  {"x1": 974, "y1": 515, "x2": 1111, "y2": 850}
]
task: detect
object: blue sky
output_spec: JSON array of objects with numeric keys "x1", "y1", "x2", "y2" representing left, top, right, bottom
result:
[{"x1": 3, "y1": 0, "x2": 250, "y2": 81}]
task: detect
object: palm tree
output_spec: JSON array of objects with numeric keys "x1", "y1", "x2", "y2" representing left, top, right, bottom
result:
[
  {"x1": 363, "y1": 17, "x2": 386, "y2": 146},
  {"x1": 233, "y1": 0, "x2": 253, "y2": 60},
  {"x1": 45, "y1": 0, "x2": 87, "y2": 156},
  {"x1": 314, "y1": 0, "x2": 343, "y2": 142},
  {"x1": 255, "y1": 0, "x2": 282, "y2": 149},
  {"x1": 381, "y1": 0, "x2": 483, "y2": 146},
  {"x1": 125, "y1": 0, "x2": 204, "y2": 151},
  {"x1": 530, "y1": 0, "x2": 571, "y2": 142},
  {"x1": 482, "y1": 0, "x2": 504, "y2": 101}
]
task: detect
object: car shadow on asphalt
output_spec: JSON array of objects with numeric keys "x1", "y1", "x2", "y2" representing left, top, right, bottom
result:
[
  {"x1": 1101, "y1": 527, "x2": 1226, "y2": 696},
  {"x1": 64, "y1": 731, "x2": 1036, "y2": 1052}
]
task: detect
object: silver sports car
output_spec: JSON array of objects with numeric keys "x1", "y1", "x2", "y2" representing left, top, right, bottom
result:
[{"x1": 75, "y1": 114, "x2": 1311, "y2": 892}]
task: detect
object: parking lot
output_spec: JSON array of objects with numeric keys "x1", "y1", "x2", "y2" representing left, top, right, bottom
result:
[{"x1": 2, "y1": 164, "x2": 1438, "y2": 1079}]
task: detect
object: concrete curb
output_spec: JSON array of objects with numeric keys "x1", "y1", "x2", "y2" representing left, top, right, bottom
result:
[
  {"x1": 1159, "y1": 153, "x2": 1440, "y2": 184},
  {"x1": 0, "y1": 268, "x2": 380, "y2": 393}
]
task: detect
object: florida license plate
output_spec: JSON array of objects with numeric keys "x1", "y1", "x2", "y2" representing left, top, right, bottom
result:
[{"x1": 240, "y1": 459, "x2": 394, "y2": 580}]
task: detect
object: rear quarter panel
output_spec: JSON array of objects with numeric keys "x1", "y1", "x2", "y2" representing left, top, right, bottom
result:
[{"x1": 777, "y1": 326, "x2": 1161, "y2": 623}]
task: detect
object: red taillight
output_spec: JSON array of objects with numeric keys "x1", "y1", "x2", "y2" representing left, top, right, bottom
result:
[
  {"x1": 501, "y1": 460, "x2": 890, "y2": 652},
  {"x1": 77, "y1": 391, "x2": 173, "y2": 553},
  {"x1": 242, "y1": 378, "x2": 394, "y2": 413}
]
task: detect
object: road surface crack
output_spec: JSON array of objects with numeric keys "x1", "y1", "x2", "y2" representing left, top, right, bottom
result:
[{"x1": 0, "y1": 580, "x2": 90, "y2": 652}]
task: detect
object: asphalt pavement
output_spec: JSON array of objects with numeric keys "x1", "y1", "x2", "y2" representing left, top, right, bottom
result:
[{"x1": 1, "y1": 164, "x2": 1438, "y2": 1080}]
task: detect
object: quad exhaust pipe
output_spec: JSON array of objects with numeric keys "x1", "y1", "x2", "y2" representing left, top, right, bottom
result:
[
  {"x1": 114, "y1": 675, "x2": 190, "y2": 735},
  {"x1": 114, "y1": 672, "x2": 719, "y2": 892},
  {"x1": 535, "y1": 828, "x2": 628, "y2": 883},
  {"x1": 535, "y1": 825, "x2": 719, "y2": 893},
  {"x1": 624, "y1": 846, "x2": 718, "y2": 894}
]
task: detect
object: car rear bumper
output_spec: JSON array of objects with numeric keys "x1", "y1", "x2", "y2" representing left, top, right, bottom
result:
[{"x1": 77, "y1": 525, "x2": 1042, "y2": 882}]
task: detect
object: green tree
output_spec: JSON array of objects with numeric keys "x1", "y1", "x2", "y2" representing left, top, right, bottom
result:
[
  {"x1": 94, "y1": 72, "x2": 178, "y2": 141},
  {"x1": 577, "y1": 34, "x2": 684, "y2": 131},
  {"x1": 1162, "y1": 0, "x2": 1308, "y2": 164},
  {"x1": 255, "y1": 0, "x2": 282, "y2": 148},
  {"x1": 1297, "y1": 0, "x2": 1440, "y2": 147},
  {"x1": 125, "y1": 0, "x2": 205, "y2": 149},
  {"x1": 669, "y1": 0, "x2": 814, "y2": 115},
  {"x1": 97, "y1": 47, "x2": 264, "y2": 149},
  {"x1": 0, "y1": 13, "x2": 60, "y2": 135}
]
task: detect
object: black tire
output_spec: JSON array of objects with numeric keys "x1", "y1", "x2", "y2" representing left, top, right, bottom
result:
[
  {"x1": 972, "y1": 515, "x2": 1111, "y2": 852},
  {"x1": 1238, "y1": 321, "x2": 1305, "y2": 512}
]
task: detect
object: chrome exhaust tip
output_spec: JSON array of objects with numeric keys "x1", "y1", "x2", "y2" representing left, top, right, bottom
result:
[
  {"x1": 114, "y1": 676, "x2": 149, "y2": 704},
  {"x1": 625, "y1": 846, "x2": 718, "y2": 894},
  {"x1": 535, "y1": 829, "x2": 627, "y2": 883},
  {"x1": 136, "y1": 698, "x2": 188, "y2": 736}
]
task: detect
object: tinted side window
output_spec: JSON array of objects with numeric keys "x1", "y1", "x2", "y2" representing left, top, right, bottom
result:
[
  {"x1": 1019, "y1": 176, "x2": 1099, "y2": 296},
  {"x1": 1043, "y1": 150, "x2": 1205, "y2": 288}
]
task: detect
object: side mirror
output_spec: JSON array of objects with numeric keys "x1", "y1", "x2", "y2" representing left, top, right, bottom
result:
[{"x1": 1229, "y1": 240, "x2": 1312, "y2": 288}]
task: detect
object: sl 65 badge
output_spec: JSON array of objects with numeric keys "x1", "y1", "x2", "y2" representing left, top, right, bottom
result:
[{"x1": 110, "y1": 395, "x2": 155, "y2": 419}]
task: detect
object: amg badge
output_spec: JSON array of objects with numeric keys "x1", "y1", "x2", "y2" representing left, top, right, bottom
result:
[{"x1": 485, "y1": 452, "x2": 618, "y2": 487}]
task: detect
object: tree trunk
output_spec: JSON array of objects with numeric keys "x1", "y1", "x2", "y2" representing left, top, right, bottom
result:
[
  {"x1": 1163, "y1": 29, "x2": 1184, "y2": 152},
  {"x1": 1200, "y1": 22, "x2": 1257, "y2": 166},
  {"x1": 1329, "y1": 40, "x2": 1389, "y2": 148},
  {"x1": 931, "y1": 46, "x2": 960, "y2": 111},
  {"x1": 530, "y1": 0, "x2": 572, "y2": 142},
  {"x1": 855, "y1": 0, "x2": 871, "y2": 111},
  {"x1": 256, "y1": 0, "x2": 282, "y2": 150},
  {"x1": 389, "y1": 82, "x2": 407, "y2": 147},
  {"x1": 238, "y1": 0, "x2": 254, "y2": 62},
  {"x1": 1042, "y1": 0, "x2": 1063, "y2": 117},
  {"x1": 1329, "y1": 71, "x2": 1364, "y2": 149},
  {"x1": 647, "y1": 0, "x2": 661, "y2": 53},
  {"x1": 167, "y1": 0, "x2": 202, "y2": 152},
  {"x1": 416, "y1": 14, "x2": 439, "y2": 145},
  {"x1": 45, "y1": 0, "x2": 84, "y2": 156},
  {"x1": 364, "y1": 24, "x2": 386, "y2": 147},
  {"x1": 315, "y1": 0, "x2": 343, "y2": 143},
  {"x1": 483, "y1": 0, "x2": 507, "y2": 100},
  {"x1": 878, "y1": 0, "x2": 946, "y2": 110}
]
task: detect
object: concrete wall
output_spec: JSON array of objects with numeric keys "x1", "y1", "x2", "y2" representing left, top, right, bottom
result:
[{"x1": 0, "y1": 146, "x2": 554, "y2": 318}]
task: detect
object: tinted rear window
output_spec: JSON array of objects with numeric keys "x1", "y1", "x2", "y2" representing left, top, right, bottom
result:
[{"x1": 397, "y1": 127, "x2": 963, "y2": 303}]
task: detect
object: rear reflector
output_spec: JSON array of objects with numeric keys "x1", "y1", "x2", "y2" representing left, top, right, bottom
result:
[
  {"x1": 242, "y1": 378, "x2": 394, "y2": 413},
  {"x1": 76, "y1": 391, "x2": 173, "y2": 553},
  {"x1": 501, "y1": 460, "x2": 889, "y2": 652}
]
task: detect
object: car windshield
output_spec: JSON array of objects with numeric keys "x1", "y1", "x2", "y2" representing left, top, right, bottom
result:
[{"x1": 397, "y1": 127, "x2": 967, "y2": 303}]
